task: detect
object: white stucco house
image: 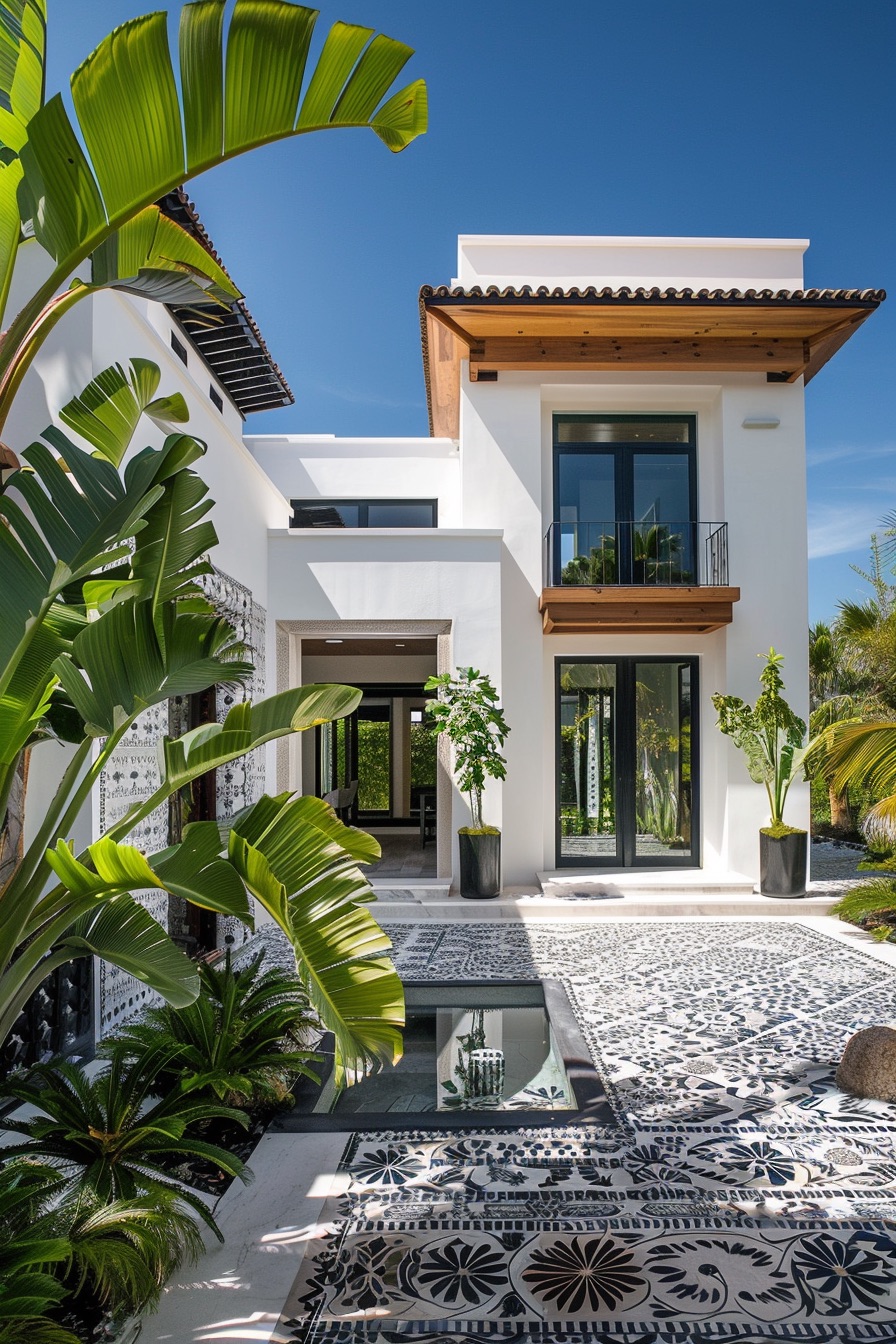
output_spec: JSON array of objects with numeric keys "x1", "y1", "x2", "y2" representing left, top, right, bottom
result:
[
  {"x1": 250, "y1": 232, "x2": 884, "y2": 890},
  {"x1": 8, "y1": 202, "x2": 885, "y2": 1048}
]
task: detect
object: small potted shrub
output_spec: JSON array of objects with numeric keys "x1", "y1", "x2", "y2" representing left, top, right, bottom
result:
[
  {"x1": 712, "y1": 649, "x2": 810, "y2": 897},
  {"x1": 425, "y1": 667, "x2": 510, "y2": 898}
]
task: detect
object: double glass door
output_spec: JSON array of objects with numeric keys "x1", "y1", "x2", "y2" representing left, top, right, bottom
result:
[
  {"x1": 553, "y1": 416, "x2": 696, "y2": 585},
  {"x1": 557, "y1": 657, "x2": 697, "y2": 867}
]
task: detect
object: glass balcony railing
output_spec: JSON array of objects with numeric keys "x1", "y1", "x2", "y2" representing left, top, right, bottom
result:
[{"x1": 544, "y1": 520, "x2": 729, "y2": 588}]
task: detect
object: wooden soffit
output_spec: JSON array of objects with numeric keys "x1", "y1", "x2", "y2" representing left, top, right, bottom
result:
[
  {"x1": 539, "y1": 585, "x2": 741, "y2": 635},
  {"x1": 420, "y1": 285, "x2": 885, "y2": 437}
]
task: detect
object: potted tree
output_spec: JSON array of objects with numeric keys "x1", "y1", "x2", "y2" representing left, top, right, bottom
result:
[
  {"x1": 425, "y1": 668, "x2": 510, "y2": 898},
  {"x1": 712, "y1": 649, "x2": 811, "y2": 897}
]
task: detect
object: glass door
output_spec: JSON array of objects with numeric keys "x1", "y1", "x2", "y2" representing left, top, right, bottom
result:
[
  {"x1": 558, "y1": 662, "x2": 621, "y2": 865},
  {"x1": 634, "y1": 661, "x2": 694, "y2": 861},
  {"x1": 553, "y1": 416, "x2": 696, "y2": 585},
  {"x1": 557, "y1": 658, "x2": 698, "y2": 867}
]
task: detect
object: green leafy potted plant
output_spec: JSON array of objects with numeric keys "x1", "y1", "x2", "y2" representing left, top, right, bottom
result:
[
  {"x1": 712, "y1": 649, "x2": 810, "y2": 897},
  {"x1": 425, "y1": 668, "x2": 510, "y2": 898}
]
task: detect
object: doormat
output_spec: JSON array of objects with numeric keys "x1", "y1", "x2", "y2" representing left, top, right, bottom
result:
[{"x1": 267, "y1": 921, "x2": 896, "y2": 1341}]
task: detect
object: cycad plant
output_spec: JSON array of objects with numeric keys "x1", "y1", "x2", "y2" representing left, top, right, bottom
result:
[
  {"x1": 0, "y1": 1157, "x2": 205, "y2": 1338},
  {"x1": 105, "y1": 951, "x2": 321, "y2": 1111},
  {"x1": 0, "y1": 1161, "x2": 76, "y2": 1343},
  {"x1": 0, "y1": 1044, "x2": 248, "y2": 1239}
]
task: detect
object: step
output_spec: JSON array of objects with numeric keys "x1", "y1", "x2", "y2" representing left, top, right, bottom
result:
[
  {"x1": 365, "y1": 888, "x2": 838, "y2": 921},
  {"x1": 538, "y1": 866, "x2": 756, "y2": 896}
]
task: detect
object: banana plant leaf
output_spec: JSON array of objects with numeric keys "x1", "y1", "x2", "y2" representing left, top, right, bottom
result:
[
  {"x1": 45, "y1": 826, "x2": 251, "y2": 922},
  {"x1": 227, "y1": 791, "x2": 403, "y2": 1085},
  {"x1": 1, "y1": 2, "x2": 426, "y2": 327},
  {"x1": 157, "y1": 684, "x2": 363, "y2": 795},
  {"x1": 51, "y1": 599, "x2": 251, "y2": 737},
  {"x1": 54, "y1": 894, "x2": 200, "y2": 1008},
  {"x1": 0, "y1": 1, "x2": 44, "y2": 319},
  {"x1": 59, "y1": 358, "x2": 189, "y2": 467}
]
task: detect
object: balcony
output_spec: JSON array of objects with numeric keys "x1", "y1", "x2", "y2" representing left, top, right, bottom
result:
[{"x1": 540, "y1": 520, "x2": 740, "y2": 634}]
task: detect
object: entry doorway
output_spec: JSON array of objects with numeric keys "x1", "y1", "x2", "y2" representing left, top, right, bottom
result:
[{"x1": 556, "y1": 656, "x2": 698, "y2": 868}]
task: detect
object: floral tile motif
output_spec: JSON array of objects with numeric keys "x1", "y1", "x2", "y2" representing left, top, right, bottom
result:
[{"x1": 271, "y1": 920, "x2": 896, "y2": 1341}]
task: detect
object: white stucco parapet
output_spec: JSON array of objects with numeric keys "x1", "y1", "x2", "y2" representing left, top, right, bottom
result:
[{"x1": 454, "y1": 234, "x2": 809, "y2": 291}]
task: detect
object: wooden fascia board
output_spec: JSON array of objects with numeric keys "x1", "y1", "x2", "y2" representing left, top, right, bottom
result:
[
  {"x1": 424, "y1": 309, "x2": 461, "y2": 440},
  {"x1": 539, "y1": 585, "x2": 740, "y2": 634},
  {"x1": 802, "y1": 309, "x2": 875, "y2": 384}
]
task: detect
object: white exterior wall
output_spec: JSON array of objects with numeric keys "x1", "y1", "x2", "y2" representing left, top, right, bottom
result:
[
  {"x1": 457, "y1": 368, "x2": 809, "y2": 883},
  {"x1": 269, "y1": 529, "x2": 503, "y2": 862}
]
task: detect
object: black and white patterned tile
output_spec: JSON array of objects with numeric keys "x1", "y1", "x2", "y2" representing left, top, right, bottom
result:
[{"x1": 268, "y1": 920, "x2": 896, "y2": 1340}]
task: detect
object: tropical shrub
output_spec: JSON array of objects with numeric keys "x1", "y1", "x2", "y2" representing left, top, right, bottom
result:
[
  {"x1": 104, "y1": 950, "x2": 321, "y2": 1111},
  {"x1": 0, "y1": 1045, "x2": 249, "y2": 1240},
  {"x1": 0, "y1": 1156, "x2": 204, "y2": 1339},
  {"x1": 0, "y1": 1161, "x2": 76, "y2": 1343},
  {"x1": 0, "y1": 356, "x2": 403, "y2": 1084},
  {"x1": 831, "y1": 879, "x2": 896, "y2": 942},
  {"x1": 425, "y1": 668, "x2": 510, "y2": 831},
  {"x1": 713, "y1": 649, "x2": 809, "y2": 833}
]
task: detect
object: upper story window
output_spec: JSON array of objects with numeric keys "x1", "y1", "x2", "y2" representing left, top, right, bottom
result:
[
  {"x1": 552, "y1": 415, "x2": 698, "y2": 584},
  {"x1": 290, "y1": 499, "x2": 438, "y2": 529}
]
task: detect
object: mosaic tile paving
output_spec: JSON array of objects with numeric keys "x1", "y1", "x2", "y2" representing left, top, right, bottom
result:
[{"x1": 278, "y1": 921, "x2": 896, "y2": 1341}]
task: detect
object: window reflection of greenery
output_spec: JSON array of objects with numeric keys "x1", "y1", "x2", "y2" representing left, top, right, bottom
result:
[
  {"x1": 560, "y1": 524, "x2": 692, "y2": 586},
  {"x1": 635, "y1": 672, "x2": 690, "y2": 847}
]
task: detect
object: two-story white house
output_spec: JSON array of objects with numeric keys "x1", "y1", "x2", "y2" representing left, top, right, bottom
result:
[{"x1": 249, "y1": 234, "x2": 883, "y2": 893}]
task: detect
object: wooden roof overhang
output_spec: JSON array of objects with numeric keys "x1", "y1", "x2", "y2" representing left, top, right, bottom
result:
[{"x1": 420, "y1": 285, "x2": 886, "y2": 437}]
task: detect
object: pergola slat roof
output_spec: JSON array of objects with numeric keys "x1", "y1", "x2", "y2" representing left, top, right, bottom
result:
[
  {"x1": 159, "y1": 190, "x2": 293, "y2": 418},
  {"x1": 420, "y1": 283, "x2": 886, "y2": 438}
]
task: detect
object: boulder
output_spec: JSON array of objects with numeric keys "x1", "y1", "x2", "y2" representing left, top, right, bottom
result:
[{"x1": 836, "y1": 1026, "x2": 896, "y2": 1102}]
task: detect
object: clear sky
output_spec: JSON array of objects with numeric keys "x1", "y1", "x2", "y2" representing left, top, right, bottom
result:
[{"x1": 45, "y1": 1, "x2": 894, "y2": 624}]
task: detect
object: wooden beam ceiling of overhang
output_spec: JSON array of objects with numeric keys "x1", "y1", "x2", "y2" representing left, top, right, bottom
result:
[{"x1": 425, "y1": 302, "x2": 874, "y2": 386}]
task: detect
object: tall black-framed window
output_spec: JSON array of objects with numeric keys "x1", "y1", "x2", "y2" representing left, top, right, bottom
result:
[
  {"x1": 556, "y1": 655, "x2": 699, "y2": 869},
  {"x1": 552, "y1": 415, "x2": 697, "y2": 584},
  {"x1": 291, "y1": 499, "x2": 438, "y2": 529}
]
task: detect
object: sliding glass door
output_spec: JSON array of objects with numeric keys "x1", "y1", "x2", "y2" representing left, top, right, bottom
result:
[{"x1": 557, "y1": 657, "x2": 698, "y2": 867}]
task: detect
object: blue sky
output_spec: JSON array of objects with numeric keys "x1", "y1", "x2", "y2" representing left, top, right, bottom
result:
[{"x1": 47, "y1": 1, "x2": 894, "y2": 623}]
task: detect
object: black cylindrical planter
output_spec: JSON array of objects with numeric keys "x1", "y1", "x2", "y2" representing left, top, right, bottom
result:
[
  {"x1": 458, "y1": 832, "x2": 501, "y2": 899},
  {"x1": 760, "y1": 830, "x2": 808, "y2": 898}
]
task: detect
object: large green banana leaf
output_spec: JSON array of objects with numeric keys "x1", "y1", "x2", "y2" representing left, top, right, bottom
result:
[
  {"x1": 0, "y1": 2, "x2": 426, "y2": 331},
  {"x1": 0, "y1": 0, "x2": 44, "y2": 320},
  {"x1": 157, "y1": 684, "x2": 363, "y2": 796},
  {"x1": 45, "y1": 827, "x2": 251, "y2": 924},
  {"x1": 227, "y1": 791, "x2": 403, "y2": 1085},
  {"x1": 0, "y1": 416, "x2": 217, "y2": 806},
  {"x1": 51, "y1": 599, "x2": 251, "y2": 737},
  {"x1": 59, "y1": 358, "x2": 189, "y2": 467}
]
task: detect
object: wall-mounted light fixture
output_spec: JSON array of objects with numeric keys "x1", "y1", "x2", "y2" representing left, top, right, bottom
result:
[
  {"x1": 325, "y1": 638, "x2": 343, "y2": 645},
  {"x1": 742, "y1": 416, "x2": 781, "y2": 430}
]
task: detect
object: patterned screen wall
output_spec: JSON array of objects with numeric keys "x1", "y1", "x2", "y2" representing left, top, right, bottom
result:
[{"x1": 98, "y1": 567, "x2": 267, "y2": 1036}]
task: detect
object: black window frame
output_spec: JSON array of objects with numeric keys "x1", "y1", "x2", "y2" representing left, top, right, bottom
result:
[
  {"x1": 554, "y1": 654, "x2": 700, "y2": 870},
  {"x1": 290, "y1": 499, "x2": 439, "y2": 529}
]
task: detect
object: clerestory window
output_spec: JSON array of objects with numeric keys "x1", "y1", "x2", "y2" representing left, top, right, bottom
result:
[{"x1": 290, "y1": 499, "x2": 438, "y2": 529}]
